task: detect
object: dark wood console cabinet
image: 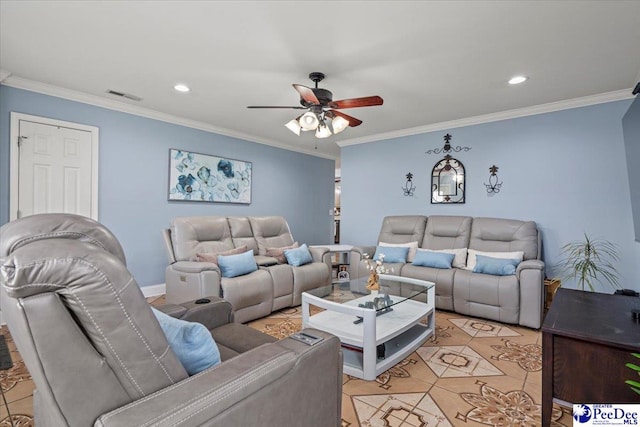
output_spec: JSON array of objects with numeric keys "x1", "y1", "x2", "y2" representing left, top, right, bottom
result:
[{"x1": 542, "y1": 288, "x2": 640, "y2": 426}]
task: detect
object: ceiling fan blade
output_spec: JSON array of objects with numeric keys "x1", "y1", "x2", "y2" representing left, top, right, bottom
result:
[
  {"x1": 329, "y1": 96, "x2": 383, "y2": 109},
  {"x1": 328, "y1": 110, "x2": 363, "y2": 127},
  {"x1": 247, "y1": 106, "x2": 307, "y2": 109},
  {"x1": 292, "y1": 84, "x2": 320, "y2": 105}
]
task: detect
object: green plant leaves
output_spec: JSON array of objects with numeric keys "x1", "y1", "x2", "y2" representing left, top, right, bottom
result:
[
  {"x1": 626, "y1": 354, "x2": 640, "y2": 395},
  {"x1": 557, "y1": 233, "x2": 620, "y2": 291}
]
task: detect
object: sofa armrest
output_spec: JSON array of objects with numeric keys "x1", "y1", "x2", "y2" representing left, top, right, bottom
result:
[
  {"x1": 95, "y1": 329, "x2": 342, "y2": 427},
  {"x1": 517, "y1": 259, "x2": 545, "y2": 329},
  {"x1": 348, "y1": 246, "x2": 376, "y2": 279},
  {"x1": 309, "y1": 246, "x2": 329, "y2": 262},
  {"x1": 170, "y1": 260, "x2": 221, "y2": 274},
  {"x1": 162, "y1": 228, "x2": 177, "y2": 264},
  {"x1": 516, "y1": 259, "x2": 544, "y2": 276},
  {"x1": 308, "y1": 246, "x2": 333, "y2": 276},
  {"x1": 157, "y1": 296, "x2": 233, "y2": 330},
  {"x1": 351, "y1": 245, "x2": 376, "y2": 258}
]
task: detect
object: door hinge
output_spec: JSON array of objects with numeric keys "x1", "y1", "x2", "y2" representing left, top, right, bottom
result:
[{"x1": 17, "y1": 136, "x2": 27, "y2": 147}]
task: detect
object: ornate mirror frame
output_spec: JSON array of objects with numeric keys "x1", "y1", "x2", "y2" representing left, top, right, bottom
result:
[{"x1": 431, "y1": 154, "x2": 465, "y2": 204}]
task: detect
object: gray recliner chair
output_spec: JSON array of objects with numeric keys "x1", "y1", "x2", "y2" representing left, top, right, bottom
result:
[{"x1": 0, "y1": 214, "x2": 342, "y2": 427}]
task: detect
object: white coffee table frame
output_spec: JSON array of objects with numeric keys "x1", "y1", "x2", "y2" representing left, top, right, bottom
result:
[{"x1": 301, "y1": 274, "x2": 435, "y2": 381}]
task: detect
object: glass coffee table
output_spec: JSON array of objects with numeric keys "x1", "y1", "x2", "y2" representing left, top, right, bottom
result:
[{"x1": 302, "y1": 274, "x2": 435, "y2": 380}]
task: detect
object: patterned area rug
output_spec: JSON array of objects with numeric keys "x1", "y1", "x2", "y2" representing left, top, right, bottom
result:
[
  {"x1": 0, "y1": 295, "x2": 572, "y2": 426},
  {"x1": 246, "y1": 305, "x2": 573, "y2": 427}
]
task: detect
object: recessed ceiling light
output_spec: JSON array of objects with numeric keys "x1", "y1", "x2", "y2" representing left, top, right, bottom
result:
[
  {"x1": 508, "y1": 76, "x2": 528, "y2": 85},
  {"x1": 174, "y1": 84, "x2": 190, "y2": 92}
]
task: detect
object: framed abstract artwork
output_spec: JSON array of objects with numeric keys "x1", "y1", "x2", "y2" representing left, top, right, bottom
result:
[{"x1": 168, "y1": 149, "x2": 252, "y2": 204}]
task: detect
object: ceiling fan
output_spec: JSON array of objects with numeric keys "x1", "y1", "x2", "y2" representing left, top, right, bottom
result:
[{"x1": 247, "y1": 72, "x2": 383, "y2": 138}]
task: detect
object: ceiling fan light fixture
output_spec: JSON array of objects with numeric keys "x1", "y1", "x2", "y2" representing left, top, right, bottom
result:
[
  {"x1": 315, "y1": 124, "x2": 332, "y2": 138},
  {"x1": 285, "y1": 118, "x2": 301, "y2": 136},
  {"x1": 247, "y1": 72, "x2": 383, "y2": 140},
  {"x1": 299, "y1": 111, "x2": 319, "y2": 131},
  {"x1": 331, "y1": 116, "x2": 349, "y2": 134}
]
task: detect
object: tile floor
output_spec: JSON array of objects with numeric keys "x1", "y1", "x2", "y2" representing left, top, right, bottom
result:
[
  {"x1": 245, "y1": 304, "x2": 573, "y2": 427},
  {"x1": 0, "y1": 295, "x2": 573, "y2": 426}
]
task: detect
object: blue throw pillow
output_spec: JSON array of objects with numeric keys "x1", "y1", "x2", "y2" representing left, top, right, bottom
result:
[
  {"x1": 217, "y1": 250, "x2": 258, "y2": 278},
  {"x1": 472, "y1": 255, "x2": 519, "y2": 276},
  {"x1": 412, "y1": 250, "x2": 455, "y2": 269},
  {"x1": 373, "y1": 245, "x2": 409, "y2": 263},
  {"x1": 151, "y1": 307, "x2": 221, "y2": 375},
  {"x1": 284, "y1": 243, "x2": 313, "y2": 267}
]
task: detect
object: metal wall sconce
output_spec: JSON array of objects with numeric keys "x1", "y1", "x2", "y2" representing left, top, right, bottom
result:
[
  {"x1": 484, "y1": 165, "x2": 502, "y2": 194},
  {"x1": 425, "y1": 133, "x2": 472, "y2": 155},
  {"x1": 402, "y1": 172, "x2": 416, "y2": 196}
]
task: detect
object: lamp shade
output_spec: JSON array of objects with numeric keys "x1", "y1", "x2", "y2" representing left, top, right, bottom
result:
[
  {"x1": 299, "y1": 112, "x2": 319, "y2": 131},
  {"x1": 285, "y1": 118, "x2": 301, "y2": 135},
  {"x1": 331, "y1": 116, "x2": 349, "y2": 134},
  {"x1": 315, "y1": 124, "x2": 332, "y2": 138}
]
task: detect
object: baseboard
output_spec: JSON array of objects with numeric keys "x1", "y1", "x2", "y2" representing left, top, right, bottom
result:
[{"x1": 142, "y1": 283, "x2": 166, "y2": 298}]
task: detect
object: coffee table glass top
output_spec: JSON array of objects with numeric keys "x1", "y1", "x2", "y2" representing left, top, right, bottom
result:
[{"x1": 305, "y1": 274, "x2": 434, "y2": 312}]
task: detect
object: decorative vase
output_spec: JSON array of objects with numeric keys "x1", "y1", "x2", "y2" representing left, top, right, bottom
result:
[{"x1": 366, "y1": 271, "x2": 380, "y2": 294}]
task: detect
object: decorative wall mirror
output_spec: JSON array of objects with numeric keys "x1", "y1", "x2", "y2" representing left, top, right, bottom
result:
[{"x1": 431, "y1": 154, "x2": 465, "y2": 203}]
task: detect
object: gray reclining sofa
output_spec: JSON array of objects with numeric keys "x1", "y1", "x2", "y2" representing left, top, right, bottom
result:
[
  {"x1": 0, "y1": 213, "x2": 342, "y2": 427},
  {"x1": 164, "y1": 216, "x2": 332, "y2": 323},
  {"x1": 350, "y1": 215, "x2": 545, "y2": 328}
]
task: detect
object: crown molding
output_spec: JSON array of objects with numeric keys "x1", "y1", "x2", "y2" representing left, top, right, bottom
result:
[
  {"x1": 1, "y1": 76, "x2": 336, "y2": 160},
  {"x1": 3, "y1": 75, "x2": 633, "y2": 154},
  {"x1": 336, "y1": 88, "x2": 635, "y2": 147}
]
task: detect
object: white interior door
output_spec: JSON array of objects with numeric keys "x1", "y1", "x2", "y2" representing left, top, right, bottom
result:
[
  {"x1": 4, "y1": 114, "x2": 99, "y2": 325},
  {"x1": 18, "y1": 121, "x2": 93, "y2": 217},
  {"x1": 10, "y1": 113, "x2": 99, "y2": 220}
]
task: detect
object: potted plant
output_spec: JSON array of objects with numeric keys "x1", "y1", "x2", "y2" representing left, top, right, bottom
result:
[{"x1": 557, "y1": 233, "x2": 621, "y2": 292}]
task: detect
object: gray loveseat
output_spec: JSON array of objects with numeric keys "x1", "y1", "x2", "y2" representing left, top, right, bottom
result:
[
  {"x1": 164, "y1": 216, "x2": 332, "y2": 323},
  {"x1": 349, "y1": 215, "x2": 545, "y2": 328},
  {"x1": 0, "y1": 213, "x2": 342, "y2": 427}
]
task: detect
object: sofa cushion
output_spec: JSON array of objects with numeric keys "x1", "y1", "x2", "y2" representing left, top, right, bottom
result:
[
  {"x1": 472, "y1": 255, "x2": 519, "y2": 276},
  {"x1": 412, "y1": 249, "x2": 454, "y2": 269},
  {"x1": 373, "y1": 245, "x2": 409, "y2": 263},
  {"x1": 421, "y1": 216, "x2": 472, "y2": 250},
  {"x1": 453, "y1": 269, "x2": 520, "y2": 324},
  {"x1": 425, "y1": 247, "x2": 468, "y2": 268},
  {"x1": 466, "y1": 249, "x2": 524, "y2": 271},
  {"x1": 227, "y1": 217, "x2": 259, "y2": 255},
  {"x1": 469, "y1": 217, "x2": 538, "y2": 261},
  {"x1": 266, "y1": 242, "x2": 299, "y2": 264},
  {"x1": 249, "y1": 216, "x2": 295, "y2": 255},
  {"x1": 377, "y1": 216, "x2": 428, "y2": 249},
  {"x1": 217, "y1": 250, "x2": 258, "y2": 278},
  {"x1": 195, "y1": 245, "x2": 248, "y2": 264},
  {"x1": 151, "y1": 308, "x2": 221, "y2": 375},
  {"x1": 170, "y1": 216, "x2": 234, "y2": 261},
  {"x1": 379, "y1": 241, "x2": 419, "y2": 262},
  {"x1": 284, "y1": 243, "x2": 313, "y2": 267},
  {"x1": 400, "y1": 263, "x2": 455, "y2": 311}
]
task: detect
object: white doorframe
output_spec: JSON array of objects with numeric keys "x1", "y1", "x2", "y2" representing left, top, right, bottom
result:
[{"x1": 9, "y1": 112, "x2": 100, "y2": 220}]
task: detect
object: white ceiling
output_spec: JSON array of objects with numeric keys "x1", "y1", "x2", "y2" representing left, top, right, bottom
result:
[{"x1": 1, "y1": 1, "x2": 639, "y2": 160}]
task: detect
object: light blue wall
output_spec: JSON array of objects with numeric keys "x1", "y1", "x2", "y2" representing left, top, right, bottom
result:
[
  {"x1": 341, "y1": 99, "x2": 640, "y2": 291},
  {"x1": 623, "y1": 95, "x2": 640, "y2": 242},
  {"x1": 0, "y1": 86, "x2": 335, "y2": 287}
]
